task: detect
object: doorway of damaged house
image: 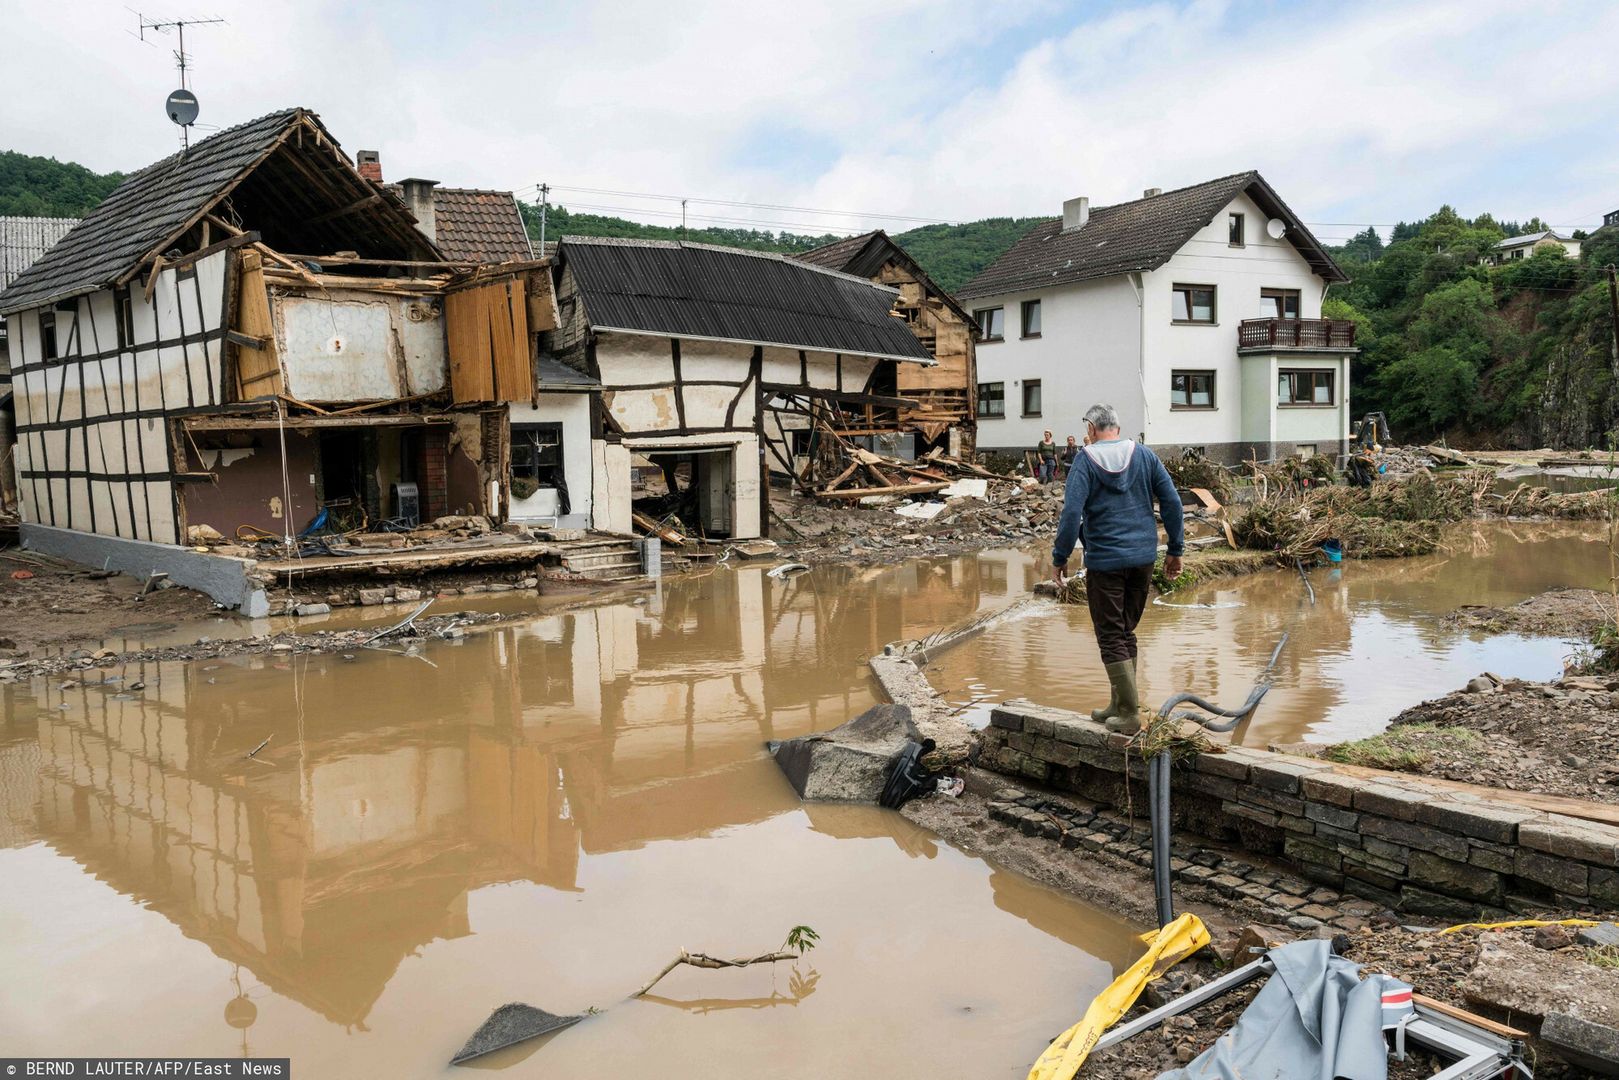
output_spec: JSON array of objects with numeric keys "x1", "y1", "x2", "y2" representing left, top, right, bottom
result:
[{"x1": 634, "y1": 445, "x2": 738, "y2": 540}]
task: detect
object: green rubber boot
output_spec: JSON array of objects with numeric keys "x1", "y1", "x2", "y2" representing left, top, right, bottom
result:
[
  {"x1": 1092, "y1": 660, "x2": 1129, "y2": 723},
  {"x1": 1104, "y1": 660, "x2": 1142, "y2": 735}
]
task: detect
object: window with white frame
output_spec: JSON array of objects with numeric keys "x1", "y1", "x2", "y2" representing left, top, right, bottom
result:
[{"x1": 974, "y1": 307, "x2": 1004, "y2": 341}]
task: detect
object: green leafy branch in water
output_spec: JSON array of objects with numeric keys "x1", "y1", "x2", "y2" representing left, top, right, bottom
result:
[{"x1": 784, "y1": 925, "x2": 820, "y2": 956}]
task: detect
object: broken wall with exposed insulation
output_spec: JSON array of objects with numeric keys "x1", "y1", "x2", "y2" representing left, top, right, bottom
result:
[
  {"x1": 8, "y1": 246, "x2": 234, "y2": 544},
  {"x1": 274, "y1": 287, "x2": 447, "y2": 402}
]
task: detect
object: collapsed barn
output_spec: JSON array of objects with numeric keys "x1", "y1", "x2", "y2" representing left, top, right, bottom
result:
[{"x1": 794, "y1": 229, "x2": 979, "y2": 457}]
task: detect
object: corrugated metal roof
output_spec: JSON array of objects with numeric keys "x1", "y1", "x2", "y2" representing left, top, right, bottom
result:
[
  {"x1": 957, "y1": 171, "x2": 1346, "y2": 300},
  {"x1": 431, "y1": 188, "x2": 533, "y2": 264},
  {"x1": 0, "y1": 216, "x2": 79, "y2": 290},
  {"x1": 0, "y1": 110, "x2": 300, "y2": 314},
  {"x1": 560, "y1": 236, "x2": 934, "y2": 363}
]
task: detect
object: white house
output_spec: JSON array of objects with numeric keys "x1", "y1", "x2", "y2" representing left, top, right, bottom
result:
[
  {"x1": 1489, "y1": 229, "x2": 1581, "y2": 263},
  {"x1": 959, "y1": 171, "x2": 1355, "y2": 464}
]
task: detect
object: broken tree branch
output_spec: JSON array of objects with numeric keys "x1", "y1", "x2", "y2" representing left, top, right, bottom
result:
[{"x1": 635, "y1": 949, "x2": 801, "y2": 997}]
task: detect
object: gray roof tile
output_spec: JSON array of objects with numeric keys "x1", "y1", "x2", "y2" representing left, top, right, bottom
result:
[
  {"x1": 0, "y1": 110, "x2": 300, "y2": 314},
  {"x1": 957, "y1": 171, "x2": 1345, "y2": 300}
]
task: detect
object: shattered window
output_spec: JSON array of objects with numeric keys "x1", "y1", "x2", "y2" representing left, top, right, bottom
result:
[{"x1": 511, "y1": 423, "x2": 564, "y2": 499}]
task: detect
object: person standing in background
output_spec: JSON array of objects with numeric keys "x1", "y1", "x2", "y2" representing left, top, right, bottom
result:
[
  {"x1": 1035, "y1": 431, "x2": 1059, "y2": 484},
  {"x1": 1059, "y1": 434, "x2": 1080, "y2": 477}
]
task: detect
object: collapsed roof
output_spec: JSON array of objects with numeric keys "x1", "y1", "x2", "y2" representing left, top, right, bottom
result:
[{"x1": 794, "y1": 229, "x2": 974, "y2": 324}]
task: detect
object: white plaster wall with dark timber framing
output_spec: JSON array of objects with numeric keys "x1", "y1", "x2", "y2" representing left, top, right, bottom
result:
[
  {"x1": 9, "y1": 246, "x2": 234, "y2": 544},
  {"x1": 508, "y1": 395, "x2": 593, "y2": 528},
  {"x1": 275, "y1": 288, "x2": 448, "y2": 402}
]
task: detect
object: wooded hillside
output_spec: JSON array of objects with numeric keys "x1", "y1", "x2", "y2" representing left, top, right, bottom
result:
[
  {"x1": 0, "y1": 151, "x2": 124, "y2": 217},
  {"x1": 1326, "y1": 210, "x2": 1618, "y2": 449}
]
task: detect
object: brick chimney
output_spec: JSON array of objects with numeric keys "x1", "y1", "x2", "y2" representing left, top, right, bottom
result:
[
  {"x1": 357, "y1": 150, "x2": 382, "y2": 183},
  {"x1": 1063, "y1": 196, "x2": 1090, "y2": 232},
  {"x1": 1143, "y1": 187, "x2": 1163, "y2": 198},
  {"x1": 399, "y1": 178, "x2": 440, "y2": 243}
]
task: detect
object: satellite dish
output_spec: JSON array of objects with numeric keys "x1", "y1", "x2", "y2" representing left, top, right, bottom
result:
[
  {"x1": 166, "y1": 89, "x2": 200, "y2": 127},
  {"x1": 1265, "y1": 217, "x2": 1287, "y2": 240}
]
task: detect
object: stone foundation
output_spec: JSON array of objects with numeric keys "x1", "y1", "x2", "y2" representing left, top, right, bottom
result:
[{"x1": 979, "y1": 700, "x2": 1619, "y2": 920}]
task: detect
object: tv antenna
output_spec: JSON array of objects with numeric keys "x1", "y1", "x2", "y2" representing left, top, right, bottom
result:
[{"x1": 132, "y1": 12, "x2": 226, "y2": 151}]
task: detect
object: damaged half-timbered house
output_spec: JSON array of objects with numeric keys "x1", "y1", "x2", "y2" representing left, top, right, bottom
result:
[
  {"x1": 545, "y1": 236, "x2": 937, "y2": 541},
  {"x1": 0, "y1": 108, "x2": 567, "y2": 606},
  {"x1": 794, "y1": 230, "x2": 979, "y2": 457}
]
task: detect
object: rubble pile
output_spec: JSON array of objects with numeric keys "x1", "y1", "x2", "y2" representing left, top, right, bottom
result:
[
  {"x1": 1083, "y1": 923, "x2": 1613, "y2": 1079},
  {"x1": 188, "y1": 514, "x2": 568, "y2": 561}
]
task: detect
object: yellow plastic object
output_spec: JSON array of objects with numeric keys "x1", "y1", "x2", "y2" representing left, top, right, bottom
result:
[
  {"x1": 1438, "y1": 918, "x2": 1598, "y2": 936},
  {"x1": 1027, "y1": 913, "x2": 1211, "y2": 1080}
]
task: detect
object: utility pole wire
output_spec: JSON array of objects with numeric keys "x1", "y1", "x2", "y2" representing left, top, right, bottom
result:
[{"x1": 537, "y1": 182, "x2": 549, "y2": 250}]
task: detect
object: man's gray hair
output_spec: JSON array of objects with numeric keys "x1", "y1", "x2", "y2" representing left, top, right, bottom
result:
[{"x1": 1084, "y1": 403, "x2": 1121, "y2": 430}]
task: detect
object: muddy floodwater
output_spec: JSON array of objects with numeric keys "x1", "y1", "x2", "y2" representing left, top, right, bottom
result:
[
  {"x1": 1, "y1": 521, "x2": 1608, "y2": 1076},
  {"x1": 930, "y1": 521, "x2": 1614, "y2": 747},
  {"x1": 0, "y1": 561, "x2": 1140, "y2": 1079}
]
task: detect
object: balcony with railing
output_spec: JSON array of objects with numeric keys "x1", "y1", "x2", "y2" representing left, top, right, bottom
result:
[{"x1": 1237, "y1": 317, "x2": 1357, "y2": 352}]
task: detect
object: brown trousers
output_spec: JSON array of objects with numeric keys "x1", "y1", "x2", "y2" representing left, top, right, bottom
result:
[{"x1": 1085, "y1": 563, "x2": 1153, "y2": 665}]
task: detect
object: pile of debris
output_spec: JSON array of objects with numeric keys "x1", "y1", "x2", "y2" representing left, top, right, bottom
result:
[
  {"x1": 1231, "y1": 472, "x2": 1492, "y2": 561},
  {"x1": 1081, "y1": 921, "x2": 1619, "y2": 1079},
  {"x1": 188, "y1": 513, "x2": 564, "y2": 561}
]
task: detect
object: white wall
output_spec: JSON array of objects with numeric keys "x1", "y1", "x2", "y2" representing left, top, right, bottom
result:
[
  {"x1": 1140, "y1": 191, "x2": 1326, "y2": 448},
  {"x1": 972, "y1": 189, "x2": 1347, "y2": 457},
  {"x1": 970, "y1": 275, "x2": 1143, "y2": 450},
  {"x1": 508, "y1": 395, "x2": 593, "y2": 527},
  {"x1": 10, "y1": 248, "x2": 231, "y2": 543}
]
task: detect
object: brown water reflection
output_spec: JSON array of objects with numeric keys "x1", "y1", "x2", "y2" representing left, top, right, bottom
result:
[
  {"x1": 0, "y1": 557, "x2": 1137, "y2": 1079},
  {"x1": 929, "y1": 521, "x2": 1612, "y2": 747}
]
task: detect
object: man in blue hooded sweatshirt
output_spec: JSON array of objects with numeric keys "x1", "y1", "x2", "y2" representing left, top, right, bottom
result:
[{"x1": 1051, "y1": 403, "x2": 1185, "y2": 734}]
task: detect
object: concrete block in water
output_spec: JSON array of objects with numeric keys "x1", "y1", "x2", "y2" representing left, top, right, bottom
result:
[{"x1": 769, "y1": 704, "x2": 917, "y2": 803}]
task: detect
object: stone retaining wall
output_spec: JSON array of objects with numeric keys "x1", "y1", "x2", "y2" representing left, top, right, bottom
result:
[{"x1": 980, "y1": 700, "x2": 1619, "y2": 919}]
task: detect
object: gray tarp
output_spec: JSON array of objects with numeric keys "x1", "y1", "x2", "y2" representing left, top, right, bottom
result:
[{"x1": 1158, "y1": 939, "x2": 1406, "y2": 1080}]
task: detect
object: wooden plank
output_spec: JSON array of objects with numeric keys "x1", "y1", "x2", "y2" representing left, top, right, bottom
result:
[
  {"x1": 233, "y1": 250, "x2": 283, "y2": 398},
  {"x1": 495, "y1": 278, "x2": 530, "y2": 401},
  {"x1": 817, "y1": 482, "x2": 949, "y2": 499},
  {"x1": 632, "y1": 510, "x2": 687, "y2": 546},
  {"x1": 822, "y1": 462, "x2": 861, "y2": 491},
  {"x1": 183, "y1": 415, "x2": 455, "y2": 430},
  {"x1": 1412, "y1": 994, "x2": 1528, "y2": 1040}
]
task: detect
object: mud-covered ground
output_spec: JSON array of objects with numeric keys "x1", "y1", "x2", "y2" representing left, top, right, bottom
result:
[
  {"x1": 0, "y1": 548, "x2": 221, "y2": 657},
  {"x1": 1448, "y1": 585, "x2": 1615, "y2": 638},
  {"x1": 1327, "y1": 672, "x2": 1619, "y2": 803}
]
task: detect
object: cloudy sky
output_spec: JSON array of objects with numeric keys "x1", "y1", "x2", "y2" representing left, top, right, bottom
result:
[{"x1": 5, "y1": 0, "x2": 1617, "y2": 242}]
